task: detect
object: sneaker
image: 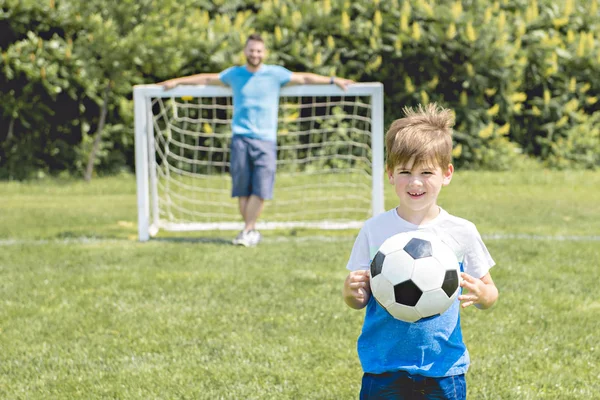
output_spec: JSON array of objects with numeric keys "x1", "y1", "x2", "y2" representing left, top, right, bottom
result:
[
  {"x1": 232, "y1": 230, "x2": 250, "y2": 246},
  {"x1": 246, "y1": 230, "x2": 262, "y2": 247}
]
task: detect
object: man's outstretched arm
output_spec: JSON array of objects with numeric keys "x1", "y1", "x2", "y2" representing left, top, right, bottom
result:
[
  {"x1": 159, "y1": 73, "x2": 225, "y2": 90},
  {"x1": 287, "y1": 72, "x2": 354, "y2": 91}
]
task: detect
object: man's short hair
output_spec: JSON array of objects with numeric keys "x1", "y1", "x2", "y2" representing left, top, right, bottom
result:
[
  {"x1": 245, "y1": 33, "x2": 264, "y2": 46},
  {"x1": 385, "y1": 103, "x2": 455, "y2": 171}
]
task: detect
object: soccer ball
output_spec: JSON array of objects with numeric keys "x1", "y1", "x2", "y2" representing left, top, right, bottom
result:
[{"x1": 369, "y1": 231, "x2": 461, "y2": 323}]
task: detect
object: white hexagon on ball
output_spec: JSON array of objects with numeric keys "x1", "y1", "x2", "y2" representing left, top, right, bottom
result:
[{"x1": 369, "y1": 231, "x2": 461, "y2": 323}]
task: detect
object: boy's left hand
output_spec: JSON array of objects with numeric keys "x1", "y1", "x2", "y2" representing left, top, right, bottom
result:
[{"x1": 458, "y1": 272, "x2": 497, "y2": 309}]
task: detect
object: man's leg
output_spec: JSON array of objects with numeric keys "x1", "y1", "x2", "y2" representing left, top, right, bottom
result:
[
  {"x1": 241, "y1": 195, "x2": 264, "y2": 232},
  {"x1": 230, "y1": 136, "x2": 253, "y2": 245}
]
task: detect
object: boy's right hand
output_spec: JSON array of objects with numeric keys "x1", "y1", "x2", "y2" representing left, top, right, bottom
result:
[{"x1": 344, "y1": 270, "x2": 371, "y2": 308}]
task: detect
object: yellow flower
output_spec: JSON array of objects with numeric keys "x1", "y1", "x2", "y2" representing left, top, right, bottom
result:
[
  {"x1": 577, "y1": 34, "x2": 586, "y2": 58},
  {"x1": 451, "y1": 1, "x2": 463, "y2": 20},
  {"x1": 509, "y1": 92, "x2": 527, "y2": 103},
  {"x1": 412, "y1": 22, "x2": 422, "y2": 41},
  {"x1": 497, "y1": 11, "x2": 506, "y2": 31},
  {"x1": 555, "y1": 116, "x2": 568, "y2": 128},
  {"x1": 497, "y1": 123, "x2": 510, "y2": 136},
  {"x1": 580, "y1": 83, "x2": 591, "y2": 93},
  {"x1": 532, "y1": 106, "x2": 541, "y2": 116},
  {"x1": 465, "y1": 62, "x2": 474, "y2": 77},
  {"x1": 564, "y1": 98, "x2": 579, "y2": 113},
  {"x1": 374, "y1": 10, "x2": 383, "y2": 27},
  {"x1": 428, "y1": 76, "x2": 439, "y2": 90},
  {"x1": 394, "y1": 37, "x2": 403, "y2": 52},
  {"x1": 552, "y1": 17, "x2": 569, "y2": 29},
  {"x1": 586, "y1": 96, "x2": 598, "y2": 105},
  {"x1": 400, "y1": 14, "x2": 410, "y2": 33},
  {"x1": 484, "y1": 7, "x2": 492, "y2": 24},
  {"x1": 484, "y1": 88, "x2": 497, "y2": 97},
  {"x1": 487, "y1": 104, "x2": 500, "y2": 116},
  {"x1": 465, "y1": 22, "x2": 477, "y2": 43},
  {"x1": 479, "y1": 123, "x2": 494, "y2": 139},
  {"x1": 564, "y1": 0, "x2": 573, "y2": 16},
  {"x1": 327, "y1": 35, "x2": 335, "y2": 50},
  {"x1": 452, "y1": 143, "x2": 462, "y2": 158},
  {"x1": 544, "y1": 90, "x2": 551, "y2": 105},
  {"x1": 405, "y1": 76, "x2": 415, "y2": 94},
  {"x1": 460, "y1": 91, "x2": 468, "y2": 106},
  {"x1": 203, "y1": 123, "x2": 213, "y2": 134},
  {"x1": 420, "y1": 90, "x2": 429, "y2": 105},
  {"x1": 367, "y1": 56, "x2": 382, "y2": 72},
  {"x1": 314, "y1": 52, "x2": 322, "y2": 67},
  {"x1": 341, "y1": 12, "x2": 350, "y2": 33},
  {"x1": 446, "y1": 23, "x2": 457, "y2": 40},
  {"x1": 569, "y1": 77, "x2": 577, "y2": 92}
]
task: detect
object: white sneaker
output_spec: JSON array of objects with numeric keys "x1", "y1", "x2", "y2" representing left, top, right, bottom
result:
[
  {"x1": 246, "y1": 230, "x2": 262, "y2": 247},
  {"x1": 232, "y1": 230, "x2": 250, "y2": 246},
  {"x1": 232, "y1": 230, "x2": 261, "y2": 247}
]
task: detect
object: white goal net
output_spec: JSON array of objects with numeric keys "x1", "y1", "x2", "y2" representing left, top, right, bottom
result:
[{"x1": 133, "y1": 83, "x2": 384, "y2": 241}]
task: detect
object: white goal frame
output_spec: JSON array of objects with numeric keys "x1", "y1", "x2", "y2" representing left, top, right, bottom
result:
[{"x1": 133, "y1": 83, "x2": 385, "y2": 241}]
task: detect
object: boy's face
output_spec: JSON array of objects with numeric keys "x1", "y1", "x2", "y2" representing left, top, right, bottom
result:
[{"x1": 387, "y1": 158, "x2": 454, "y2": 220}]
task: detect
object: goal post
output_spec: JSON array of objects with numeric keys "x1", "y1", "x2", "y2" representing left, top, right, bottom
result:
[{"x1": 134, "y1": 83, "x2": 385, "y2": 241}]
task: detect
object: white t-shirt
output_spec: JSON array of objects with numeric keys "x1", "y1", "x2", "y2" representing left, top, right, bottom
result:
[{"x1": 346, "y1": 207, "x2": 495, "y2": 376}]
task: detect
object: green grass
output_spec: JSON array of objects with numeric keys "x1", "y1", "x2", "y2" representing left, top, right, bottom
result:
[{"x1": 1, "y1": 170, "x2": 599, "y2": 399}]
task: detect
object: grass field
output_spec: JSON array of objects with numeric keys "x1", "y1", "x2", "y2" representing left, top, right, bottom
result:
[{"x1": 1, "y1": 171, "x2": 599, "y2": 399}]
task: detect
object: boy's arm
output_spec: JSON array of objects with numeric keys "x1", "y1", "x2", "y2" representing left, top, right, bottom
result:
[
  {"x1": 343, "y1": 270, "x2": 371, "y2": 309},
  {"x1": 287, "y1": 72, "x2": 354, "y2": 91},
  {"x1": 459, "y1": 272, "x2": 498, "y2": 309},
  {"x1": 159, "y1": 73, "x2": 225, "y2": 90}
]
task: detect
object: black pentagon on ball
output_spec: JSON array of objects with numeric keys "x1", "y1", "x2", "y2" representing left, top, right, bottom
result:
[
  {"x1": 394, "y1": 280, "x2": 423, "y2": 306},
  {"x1": 441, "y1": 270, "x2": 459, "y2": 297},
  {"x1": 370, "y1": 251, "x2": 385, "y2": 277},
  {"x1": 403, "y1": 238, "x2": 433, "y2": 259}
]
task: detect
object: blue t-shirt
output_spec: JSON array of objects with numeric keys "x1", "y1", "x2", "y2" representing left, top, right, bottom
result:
[
  {"x1": 219, "y1": 65, "x2": 292, "y2": 142},
  {"x1": 346, "y1": 208, "x2": 495, "y2": 377}
]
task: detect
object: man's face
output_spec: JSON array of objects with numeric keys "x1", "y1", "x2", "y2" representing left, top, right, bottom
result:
[{"x1": 244, "y1": 40, "x2": 265, "y2": 68}]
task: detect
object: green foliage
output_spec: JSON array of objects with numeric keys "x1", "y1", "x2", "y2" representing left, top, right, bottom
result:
[{"x1": 1, "y1": 0, "x2": 600, "y2": 178}]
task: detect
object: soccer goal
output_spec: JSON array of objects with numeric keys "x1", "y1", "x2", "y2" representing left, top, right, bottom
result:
[{"x1": 133, "y1": 83, "x2": 385, "y2": 241}]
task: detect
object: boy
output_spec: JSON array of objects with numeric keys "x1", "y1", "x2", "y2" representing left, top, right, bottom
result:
[{"x1": 343, "y1": 103, "x2": 498, "y2": 399}]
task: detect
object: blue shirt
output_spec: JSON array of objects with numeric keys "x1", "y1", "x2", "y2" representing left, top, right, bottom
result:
[
  {"x1": 346, "y1": 208, "x2": 495, "y2": 377},
  {"x1": 219, "y1": 65, "x2": 292, "y2": 142}
]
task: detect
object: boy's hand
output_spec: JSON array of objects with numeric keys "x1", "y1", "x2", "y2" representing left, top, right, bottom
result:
[
  {"x1": 161, "y1": 80, "x2": 178, "y2": 90},
  {"x1": 458, "y1": 272, "x2": 498, "y2": 309},
  {"x1": 344, "y1": 270, "x2": 371, "y2": 309}
]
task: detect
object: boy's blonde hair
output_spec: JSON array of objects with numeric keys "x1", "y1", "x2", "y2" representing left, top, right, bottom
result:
[{"x1": 385, "y1": 103, "x2": 455, "y2": 171}]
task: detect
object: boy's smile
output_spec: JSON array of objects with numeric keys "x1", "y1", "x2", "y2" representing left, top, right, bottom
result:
[{"x1": 388, "y1": 159, "x2": 453, "y2": 224}]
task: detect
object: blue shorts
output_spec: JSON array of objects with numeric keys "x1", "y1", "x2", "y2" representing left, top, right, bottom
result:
[
  {"x1": 360, "y1": 371, "x2": 466, "y2": 400},
  {"x1": 229, "y1": 135, "x2": 277, "y2": 200}
]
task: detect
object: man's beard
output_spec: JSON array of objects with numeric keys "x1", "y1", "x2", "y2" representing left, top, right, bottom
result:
[{"x1": 247, "y1": 58, "x2": 261, "y2": 67}]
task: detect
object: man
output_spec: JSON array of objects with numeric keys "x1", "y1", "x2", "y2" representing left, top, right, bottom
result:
[{"x1": 160, "y1": 33, "x2": 354, "y2": 247}]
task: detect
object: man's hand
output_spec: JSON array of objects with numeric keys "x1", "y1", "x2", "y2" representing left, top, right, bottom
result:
[
  {"x1": 333, "y1": 77, "x2": 354, "y2": 91},
  {"x1": 343, "y1": 269, "x2": 371, "y2": 309},
  {"x1": 160, "y1": 80, "x2": 178, "y2": 91}
]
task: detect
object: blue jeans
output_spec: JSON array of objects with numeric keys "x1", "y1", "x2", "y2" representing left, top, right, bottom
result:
[{"x1": 360, "y1": 371, "x2": 466, "y2": 400}]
